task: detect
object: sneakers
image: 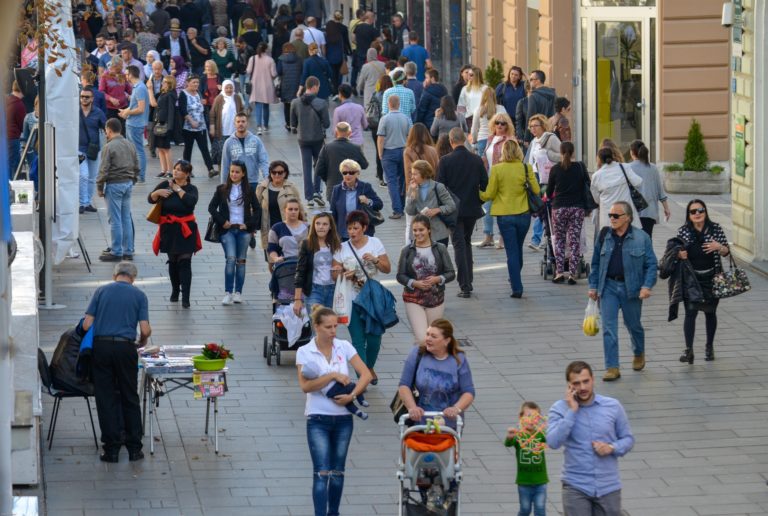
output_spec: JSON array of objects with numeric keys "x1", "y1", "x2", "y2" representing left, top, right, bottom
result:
[
  {"x1": 567, "y1": 275, "x2": 577, "y2": 285},
  {"x1": 528, "y1": 242, "x2": 542, "y2": 251},
  {"x1": 632, "y1": 354, "x2": 646, "y2": 371},
  {"x1": 313, "y1": 193, "x2": 326, "y2": 207},
  {"x1": 262, "y1": 126, "x2": 269, "y2": 133},
  {"x1": 307, "y1": 199, "x2": 315, "y2": 208},
  {"x1": 477, "y1": 237, "x2": 494, "y2": 248},
  {"x1": 256, "y1": 126, "x2": 263, "y2": 135},
  {"x1": 99, "y1": 253, "x2": 122, "y2": 262},
  {"x1": 208, "y1": 169, "x2": 218, "y2": 178},
  {"x1": 84, "y1": 205, "x2": 97, "y2": 213},
  {"x1": 379, "y1": 179, "x2": 387, "y2": 187},
  {"x1": 222, "y1": 293, "x2": 233, "y2": 306},
  {"x1": 389, "y1": 213, "x2": 403, "y2": 219},
  {"x1": 232, "y1": 292, "x2": 242, "y2": 304},
  {"x1": 602, "y1": 368, "x2": 621, "y2": 381}
]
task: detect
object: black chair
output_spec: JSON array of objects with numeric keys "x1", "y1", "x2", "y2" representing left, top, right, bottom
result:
[{"x1": 37, "y1": 349, "x2": 98, "y2": 450}]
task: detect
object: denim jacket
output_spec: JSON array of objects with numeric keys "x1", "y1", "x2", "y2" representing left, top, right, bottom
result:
[{"x1": 588, "y1": 226, "x2": 658, "y2": 298}]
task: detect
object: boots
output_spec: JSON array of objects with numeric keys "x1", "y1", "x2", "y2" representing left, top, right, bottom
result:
[
  {"x1": 168, "y1": 261, "x2": 180, "y2": 302},
  {"x1": 705, "y1": 343, "x2": 715, "y2": 361},
  {"x1": 177, "y1": 259, "x2": 192, "y2": 308},
  {"x1": 679, "y1": 346, "x2": 694, "y2": 364}
]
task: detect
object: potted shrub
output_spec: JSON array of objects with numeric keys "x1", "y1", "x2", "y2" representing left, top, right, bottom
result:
[
  {"x1": 663, "y1": 119, "x2": 729, "y2": 194},
  {"x1": 484, "y1": 58, "x2": 504, "y2": 90}
]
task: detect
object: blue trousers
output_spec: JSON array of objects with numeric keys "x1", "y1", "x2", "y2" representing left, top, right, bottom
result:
[
  {"x1": 497, "y1": 213, "x2": 531, "y2": 294},
  {"x1": 79, "y1": 157, "x2": 100, "y2": 207},
  {"x1": 253, "y1": 102, "x2": 270, "y2": 128},
  {"x1": 104, "y1": 181, "x2": 134, "y2": 256},
  {"x1": 382, "y1": 147, "x2": 405, "y2": 214},
  {"x1": 220, "y1": 228, "x2": 251, "y2": 293},
  {"x1": 126, "y1": 125, "x2": 146, "y2": 182},
  {"x1": 600, "y1": 279, "x2": 645, "y2": 369},
  {"x1": 307, "y1": 414, "x2": 353, "y2": 516},
  {"x1": 518, "y1": 484, "x2": 547, "y2": 516}
]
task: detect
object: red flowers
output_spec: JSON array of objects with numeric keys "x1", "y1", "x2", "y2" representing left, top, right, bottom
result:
[{"x1": 201, "y1": 343, "x2": 234, "y2": 360}]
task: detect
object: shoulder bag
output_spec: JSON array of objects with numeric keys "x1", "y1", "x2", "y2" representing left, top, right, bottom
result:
[
  {"x1": 619, "y1": 163, "x2": 649, "y2": 212},
  {"x1": 435, "y1": 181, "x2": 460, "y2": 229},
  {"x1": 365, "y1": 93, "x2": 382, "y2": 127},
  {"x1": 523, "y1": 164, "x2": 544, "y2": 214},
  {"x1": 390, "y1": 351, "x2": 423, "y2": 424},
  {"x1": 361, "y1": 199, "x2": 385, "y2": 226},
  {"x1": 580, "y1": 162, "x2": 599, "y2": 212},
  {"x1": 712, "y1": 254, "x2": 751, "y2": 298},
  {"x1": 146, "y1": 199, "x2": 163, "y2": 224}
]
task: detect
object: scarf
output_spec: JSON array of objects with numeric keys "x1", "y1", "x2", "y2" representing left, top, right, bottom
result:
[
  {"x1": 153, "y1": 214, "x2": 202, "y2": 255},
  {"x1": 220, "y1": 79, "x2": 237, "y2": 137}
]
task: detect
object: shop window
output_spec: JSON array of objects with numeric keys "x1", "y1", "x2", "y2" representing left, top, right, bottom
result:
[{"x1": 581, "y1": 0, "x2": 655, "y2": 6}]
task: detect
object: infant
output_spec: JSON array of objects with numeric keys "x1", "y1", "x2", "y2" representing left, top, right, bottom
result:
[{"x1": 301, "y1": 361, "x2": 369, "y2": 420}]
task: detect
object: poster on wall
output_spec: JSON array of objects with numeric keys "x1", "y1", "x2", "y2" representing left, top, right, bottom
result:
[{"x1": 735, "y1": 115, "x2": 746, "y2": 178}]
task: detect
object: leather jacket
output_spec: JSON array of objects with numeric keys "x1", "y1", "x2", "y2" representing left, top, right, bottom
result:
[{"x1": 659, "y1": 237, "x2": 704, "y2": 321}]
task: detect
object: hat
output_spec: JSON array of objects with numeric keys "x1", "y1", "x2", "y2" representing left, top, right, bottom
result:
[{"x1": 170, "y1": 19, "x2": 181, "y2": 31}]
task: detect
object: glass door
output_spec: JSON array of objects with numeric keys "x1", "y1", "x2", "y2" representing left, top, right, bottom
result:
[{"x1": 580, "y1": 8, "x2": 655, "y2": 167}]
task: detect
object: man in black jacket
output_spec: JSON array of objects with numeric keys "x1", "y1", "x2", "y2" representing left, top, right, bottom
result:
[
  {"x1": 416, "y1": 68, "x2": 447, "y2": 128},
  {"x1": 315, "y1": 122, "x2": 369, "y2": 200},
  {"x1": 157, "y1": 19, "x2": 190, "y2": 68},
  {"x1": 436, "y1": 127, "x2": 488, "y2": 297}
]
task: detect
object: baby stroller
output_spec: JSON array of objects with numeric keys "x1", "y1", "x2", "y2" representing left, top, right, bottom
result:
[
  {"x1": 539, "y1": 199, "x2": 590, "y2": 280},
  {"x1": 263, "y1": 258, "x2": 312, "y2": 366},
  {"x1": 397, "y1": 412, "x2": 463, "y2": 516}
]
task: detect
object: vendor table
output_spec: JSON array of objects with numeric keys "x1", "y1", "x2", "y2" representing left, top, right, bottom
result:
[{"x1": 139, "y1": 346, "x2": 228, "y2": 455}]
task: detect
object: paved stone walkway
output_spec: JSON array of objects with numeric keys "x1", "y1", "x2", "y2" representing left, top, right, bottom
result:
[{"x1": 32, "y1": 105, "x2": 768, "y2": 516}]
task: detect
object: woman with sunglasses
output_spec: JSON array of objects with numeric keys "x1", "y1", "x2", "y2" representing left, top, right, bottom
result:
[
  {"x1": 478, "y1": 112, "x2": 515, "y2": 249},
  {"x1": 675, "y1": 200, "x2": 730, "y2": 364},
  {"x1": 208, "y1": 160, "x2": 260, "y2": 305},
  {"x1": 149, "y1": 159, "x2": 201, "y2": 308},
  {"x1": 255, "y1": 161, "x2": 305, "y2": 259},
  {"x1": 525, "y1": 113, "x2": 561, "y2": 250},
  {"x1": 329, "y1": 159, "x2": 383, "y2": 241},
  {"x1": 293, "y1": 213, "x2": 343, "y2": 316}
]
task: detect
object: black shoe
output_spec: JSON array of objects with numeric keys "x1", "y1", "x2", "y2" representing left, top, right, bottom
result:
[
  {"x1": 552, "y1": 274, "x2": 566, "y2": 284},
  {"x1": 170, "y1": 291, "x2": 180, "y2": 303},
  {"x1": 457, "y1": 290, "x2": 471, "y2": 298},
  {"x1": 99, "y1": 253, "x2": 122, "y2": 262},
  {"x1": 99, "y1": 453, "x2": 119, "y2": 463},
  {"x1": 567, "y1": 275, "x2": 577, "y2": 285},
  {"x1": 79, "y1": 206, "x2": 85, "y2": 214},
  {"x1": 249, "y1": 236, "x2": 257, "y2": 249},
  {"x1": 123, "y1": 254, "x2": 133, "y2": 261},
  {"x1": 208, "y1": 169, "x2": 217, "y2": 178},
  {"x1": 182, "y1": 300, "x2": 191, "y2": 309},
  {"x1": 128, "y1": 450, "x2": 145, "y2": 462},
  {"x1": 705, "y1": 346, "x2": 715, "y2": 361},
  {"x1": 84, "y1": 205, "x2": 98, "y2": 213},
  {"x1": 511, "y1": 292, "x2": 523, "y2": 298},
  {"x1": 101, "y1": 247, "x2": 112, "y2": 255},
  {"x1": 156, "y1": 171, "x2": 167, "y2": 178},
  {"x1": 679, "y1": 349, "x2": 694, "y2": 364}
]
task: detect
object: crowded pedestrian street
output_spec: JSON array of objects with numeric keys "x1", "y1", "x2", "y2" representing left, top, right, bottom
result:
[{"x1": 27, "y1": 121, "x2": 768, "y2": 516}]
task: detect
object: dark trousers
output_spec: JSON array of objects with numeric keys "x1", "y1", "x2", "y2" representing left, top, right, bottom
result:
[
  {"x1": 370, "y1": 127, "x2": 383, "y2": 180},
  {"x1": 452, "y1": 216, "x2": 478, "y2": 291},
  {"x1": 182, "y1": 129, "x2": 214, "y2": 171},
  {"x1": 92, "y1": 339, "x2": 142, "y2": 453},
  {"x1": 330, "y1": 62, "x2": 343, "y2": 94},
  {"x1": 351, "y1": 52, "x2": 365, "y2": 91},
  {"x1": 640, "y1": 217, "x2": 655, "y2": 238},
  {"x1": 106, "y1": 109, "x2": 126, "y2": 135},
  {"x1": 283, "y1": 103, "x2": 292, "y2": 127}
]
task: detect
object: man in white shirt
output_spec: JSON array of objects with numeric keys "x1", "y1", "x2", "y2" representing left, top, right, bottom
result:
[{"x1": 302, "y1": 16, "x2": 326, "y2": 56}]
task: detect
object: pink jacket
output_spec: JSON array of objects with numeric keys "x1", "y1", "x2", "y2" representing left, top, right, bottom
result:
[{"x1": 246, "y1": 54, "x2": 278, "y2": 104}]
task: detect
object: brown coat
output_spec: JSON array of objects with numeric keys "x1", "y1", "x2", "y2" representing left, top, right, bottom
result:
[
  {"x1": 209, "y1": 93, "x2": 245, "y2": 138},
  {"x1": 254, "y1": 178, "x2": 306, "y2": 249}
]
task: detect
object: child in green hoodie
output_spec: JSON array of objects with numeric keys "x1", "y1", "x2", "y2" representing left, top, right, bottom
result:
[{"x1": 505, "y1": 401, "x2": 549, "y2": 516}]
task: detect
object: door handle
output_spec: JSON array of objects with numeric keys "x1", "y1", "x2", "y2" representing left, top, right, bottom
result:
[{"x1": 636, "y1": 99, "x2": 646, "y2": 109}]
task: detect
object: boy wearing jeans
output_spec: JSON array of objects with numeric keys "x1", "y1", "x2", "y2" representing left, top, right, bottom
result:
[{"x1": 505, "y1": 401, "x2": 549, "y2": 516}]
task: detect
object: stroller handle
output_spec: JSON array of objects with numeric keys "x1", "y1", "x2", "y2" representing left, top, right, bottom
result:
[{"x1": 398, "y1": 411, "x2": 464, "y2": 433}]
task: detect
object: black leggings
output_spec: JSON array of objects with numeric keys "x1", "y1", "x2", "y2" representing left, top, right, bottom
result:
[
  {"x1": 182, "y1": 129, "x2": 213, "y2": 171},
  {"x1": 283, "y1": 102, "x2": 291, "y2": 127},
  {"x1": 683, "y1": 307, "x2": 718, "y2": 349},
  {"x1": 370, "y1": 127, "x2": 383, "y2": 180}
]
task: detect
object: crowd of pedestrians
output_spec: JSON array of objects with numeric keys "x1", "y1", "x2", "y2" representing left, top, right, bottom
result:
[{"x1": 6, "y1": 3, "x2": 737, "y2": 515}]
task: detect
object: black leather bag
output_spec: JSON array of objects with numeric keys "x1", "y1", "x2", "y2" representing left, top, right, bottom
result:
[
  {"x1": 581, "y1": 162, "x2": 598, "y2": 212},
  {"x1": 435, "y1": 182, "x2": 460, "y2": 229},
  {"x1": 619, "y1": 164, "x2": 648, "y2": 212},
  {"x1": 204, "y1": 218, "x2": 220, "y2": 243},
  {"x1": 524, "y1": 164, "x2": 544, "y2": 214}
]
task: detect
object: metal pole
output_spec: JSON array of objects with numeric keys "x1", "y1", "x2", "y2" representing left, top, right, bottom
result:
[
  {"x1": 36, "y1": 0, "x2": 47, "y2": 303},
  {"x1": 42, "y1": 123, "x2": 55, "y2": 309},
  {"x1": 0, "y1": 245, "x2": 13, "y2": 516}
]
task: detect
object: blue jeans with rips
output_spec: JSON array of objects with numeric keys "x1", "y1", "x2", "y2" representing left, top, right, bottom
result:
[
  {"x1": 382, "y1": 147, "x2": 405, "y2": 214},
  {"x1": 220, "y1": 228, "x2": 251, "y2": 294},
  {"x1": 496, "y1": 213, "x2": 531, "y2": 295},
  {"x1": 306, "y1": 414, "x2": 354, "y2": 516},
  {"x1": 600, "y1": 278, "x2": 645, "y2": 369},
  {"x1": 126, "y1": 125, "x2": 146, "y2": 182},
  {"x1": 104, "y1": 181, "x2": 134, "y2": 256},
  {"x1": 518, "y1": 484, "x2": 547, "y2": 516}
]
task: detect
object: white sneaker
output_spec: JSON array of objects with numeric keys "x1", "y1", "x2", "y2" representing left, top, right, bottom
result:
[
  {"x1": 222, "y1": 293, "x2": 233, "y2": 305},
  {"x1": 232, "y1": 292, "x2": 242, "y2": 304},
  {"x1": 261, "y1": 126, "x2": 269, "y2": 133},
  {"x1": 257, "y1": 126, "x2": 263, "y2": 135}
]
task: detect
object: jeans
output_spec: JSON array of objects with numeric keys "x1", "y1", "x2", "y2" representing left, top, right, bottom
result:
[
  {"x1": 306, "y1": 414, "x2": 354, "y2": 516},
  {"x1": 78, "y1": 157, "x2": 100, "y2": 206},
  {"x1": 300, "y1": 141, "x2": 324, "y2": 201},
  {"x1": 104, "y1": 181, "x2": 134, "y2": 256},
  {"x1": 126, "y1": 124, "x2": 146, "y2": 181},
  {"x1": 348, "y1": 304, "x2": 382, "y2": 370},
  {"x1": 600, "y1": 279, "x2": 645, "y2": 369},
  {"x1": 382, "y1": 147, "x2": 405, "y2": 214},
  {"x1": 306, "y1": 283, "x2": 335, "y2": 310},
  {"x1": 562, "y1": 483, "x2": 621, "y2": 516},
  {"x1": 497, "y1": 213, "x2": 531, "y2": 294},
  {"x1": 253, "y1": 102, "x2": 270, "y2": 128},
  {"x1": 531, "y1": 216, "x2": 544, "y2": 245},
  {"x1": 482, "y1": 201, "x2": 495, "y2": 236},
  {"x1": 475, "y1": 138, "x2": 488, "y2": 157},
  {"x1": 452, "y1": 216, "x2": 478, "y2": 291},
  {"x1": 518, "y1": 484, "x2": 547, "y2": 516},
  {"x1": 220, "y1": 228, "x2": 251, "y2": 293},
  {"x1": 7, "y1": 138, "x2": 20, "y2": 177}
]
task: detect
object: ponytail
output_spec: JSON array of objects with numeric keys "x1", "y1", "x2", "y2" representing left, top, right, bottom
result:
[
  {"x1": 597, "y1": 147, "x2": 614, "y2": 166},
  {"x1": 560, "y1": 141, "x2": 574, "y2": 169},
  {"x1": 630, "y1": 139, "x2": 650, "y2": 165}
]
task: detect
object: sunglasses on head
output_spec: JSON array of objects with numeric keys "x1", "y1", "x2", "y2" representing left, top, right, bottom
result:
[
  {"x1": 689, "y1": 208, "x2": 706, "y2": 215},
  {"x1": 341, "y1": 171, "x2": 357, "y2": 176},
  {"x1": 607, "y1": 213, "x2": 625, "y2": 219}
]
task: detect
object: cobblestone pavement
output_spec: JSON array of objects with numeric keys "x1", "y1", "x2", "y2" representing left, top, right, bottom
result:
[{"x1": 32, "y1": 105, "x2": 768, "y2": 516}]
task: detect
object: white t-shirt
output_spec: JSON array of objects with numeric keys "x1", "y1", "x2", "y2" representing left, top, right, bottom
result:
[
  {"x1": 296, "y1": 338, "x2": 358, "y2": 416},
  {"x1": 332, "y1": 237, "x2": 387, "y2": 299},
  {"x1": 313, "y1": 246, "x2": 333, "y2": 285}
]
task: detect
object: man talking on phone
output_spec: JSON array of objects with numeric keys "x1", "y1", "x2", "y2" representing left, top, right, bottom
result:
[{"x1": 547, "y1": 361, "x2": 634, "y2": 516}]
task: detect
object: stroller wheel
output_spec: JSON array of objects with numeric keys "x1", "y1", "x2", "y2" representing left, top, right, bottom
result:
[
  {"x1": 275, "y1": 346, "x2": 281, "y2": 366},
  {"x1": 266, "y1": 341, "x2": 273, "y2": 366},
  {"x1": 262, "y1": 336, "x2": 268, "y2": 358}
]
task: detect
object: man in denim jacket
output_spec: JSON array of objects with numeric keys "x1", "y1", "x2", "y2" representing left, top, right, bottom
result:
[{"x1": 588, "y1": 201, "x2": 657, "y2": 381}]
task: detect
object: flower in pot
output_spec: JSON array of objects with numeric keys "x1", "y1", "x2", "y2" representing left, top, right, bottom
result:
[{"x1": 193, "y1": 343, "x2": 234, "y2": 371}]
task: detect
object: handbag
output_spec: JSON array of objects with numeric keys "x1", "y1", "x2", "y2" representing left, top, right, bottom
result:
[
  {"x1": 523, "y1": 164, "x2": 544, "y2": 214},
  {"x1": 581, "y1": 162, "x2": 598, "y2": 212},
  {"x1": 619, "y1": 163, "x2": 649, "y2": 212},
  {"x1": 204, "y1": 217, "x2": 220, "y2": 243},
  {"x1": 712, "y1": 254, "x2": 751, "y2": 298},
  {"x1": 146, "y1": 200, "x2": 163, "y2": 224},
  {"x1": 361, "y1": 202, "x2": 385, "y2": 226},
  {"x1": 435, "y1": 182, "x2": 460, "y2": 229},
  {"x1": 340, "y1": 59, "x2": 349, "y2": 76},
  {"x1": 390, "y1": 352, "x2": 423, "y2": 424},
  {"x1": 153, "y1": 122, "x2": 168, "y2": 136}
]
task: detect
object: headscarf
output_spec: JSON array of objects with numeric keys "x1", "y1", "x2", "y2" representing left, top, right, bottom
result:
[
  {"x1": 366, "y1": 48, "x2": 378, "y2": 63},
  {"x1": 144, "y1": 50, "x2": 162, "y2": 79},
  {"x1": 220, "y1": 79, "x2": 237, "y2": 137},
  {"x1": 171, "y1": 56, "x2": 188, "y2": 75}
]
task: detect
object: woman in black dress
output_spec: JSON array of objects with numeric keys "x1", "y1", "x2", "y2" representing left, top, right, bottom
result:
[
  {"x1": 148, "y1": 160, "x2": 201, "y2": 308},
  {"x1": 148, "y1": 75, "x2": 177, "y2": 178}
]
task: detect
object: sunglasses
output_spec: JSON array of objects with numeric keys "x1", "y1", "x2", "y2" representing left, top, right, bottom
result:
[
  {"x1": 341, "y1": 171, "x2": 357, "y2": 176},
  {"x1": 80, "y1": 95, "x2": 92, "y2": 99},
  {"x1": 270, "y1": 170, "x2": 286, "y2": 175},
  {"x1": 607, "y1": 213, "x2": 626, "y2": 219},
  {"x1": 495, "y1": 121, "x2": 507, "y2": 126},
  {"x1": 528, "y1": 124, "x2": 541, "y2": 129},
  {"x1": 689, "y1": 208, "x2": 706, "y2": 215}
]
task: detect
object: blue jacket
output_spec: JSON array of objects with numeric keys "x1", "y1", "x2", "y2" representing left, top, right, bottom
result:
[
  {"x1": 495, "y1": 82, "x2": 526, "y2": 124},
  {"x1": 588, "y1": 226, "x2": 658, "y2": 298},
  {"x1": 220, "y1": 131, "x2": 270, "y2": 184},
  {"x1": 300, "y1": 56, "x2": 334, "y2": 100},
  {"x1": 416, "y1": 83, "x2": 448, "y2": 128},
  {"x1": 353, "y1": 278, "x2": 399, "y2": 336},
  {"x1": 330, "y1": 180, "x2": 383, "y2": 238}
]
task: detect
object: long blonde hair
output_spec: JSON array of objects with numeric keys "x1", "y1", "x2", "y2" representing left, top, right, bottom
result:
[
  {"x1": 477, "y1": 86, "x2": 497, "y2": 120},
  {"x1": 465, "y1": 66, "x2": 484, "y2": 92}
]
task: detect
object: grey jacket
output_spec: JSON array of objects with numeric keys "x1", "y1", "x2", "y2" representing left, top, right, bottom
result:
[
  {"x1": 404, "y1": 179, "x2": 457, "y2": 243},
  {"x1": 430, "y1": 114, "x2": 467, "y2": 140},
  {"x1": 290, "y1": 93, "x2": 330, "y2": 144},
  {"x1": 396, "y1": 241, "x2": 456, "y2": 291},
  {"x1": 97, "y1": 135, "x2": 139, "y2": 193}
]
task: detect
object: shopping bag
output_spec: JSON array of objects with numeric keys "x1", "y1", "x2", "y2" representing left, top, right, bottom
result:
[
  {"x1": 333, "y1": 274, "x2": 354, "y2": 325},
  {"x1": 582, "y1": 298, "x2": 600, "y2": 336}
]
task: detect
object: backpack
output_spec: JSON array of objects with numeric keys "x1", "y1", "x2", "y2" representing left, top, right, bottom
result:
[{"x1": 366, "y1": 93, "x2": 382, "y2": 127}]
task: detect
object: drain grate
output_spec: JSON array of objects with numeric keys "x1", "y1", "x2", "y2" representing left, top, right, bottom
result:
[{"x1": 457, "y1": 338, "x2": 473, "y2": 347}]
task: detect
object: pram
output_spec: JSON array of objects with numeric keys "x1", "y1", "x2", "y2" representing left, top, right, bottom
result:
[
  {"x1": 397, "y1": 412, "x2": 463, "y2": 516},
  {"x1": 539, "y1": 199, "x2": 590, "y2": 280},
  {"x1": 263, "y1": 258, "x2": 313, "y2": 366}
]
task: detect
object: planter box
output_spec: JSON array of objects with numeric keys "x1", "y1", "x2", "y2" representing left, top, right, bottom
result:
[{"x1": 663, "y1": 169, "x2": 729, "y2": 194}]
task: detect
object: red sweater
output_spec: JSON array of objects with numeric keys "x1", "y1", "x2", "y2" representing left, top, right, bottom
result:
[{"x1": 6, "y1": 95, "x2": 26, "y2": 140}]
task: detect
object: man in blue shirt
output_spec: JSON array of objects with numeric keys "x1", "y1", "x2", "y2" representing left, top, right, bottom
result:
[
  {"x1": 548, "y1": 361, "x2": 635, "y2": 515},
  {"x1": 119, "y1": 66, "x2": 149, "y2": 182},
  {"x1": 401, "y1": 32, "x2": 431, "y2": 82},
  {"x1": 82, "y1": 262, "x2": 151, "y2": 463},
  {"x1": 78, "y1": 87, "x2": 106, "y2": 214}
]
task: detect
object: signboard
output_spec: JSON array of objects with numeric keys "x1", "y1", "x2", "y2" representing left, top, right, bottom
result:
[
  {"x1": 732, "y1": 0, "x2": 743, "y2": 56},
  {"x1": 193, "y1": 371, "x2": 227, "y2": 399},
  {"x1": 735, "y1": 115, "x2": 746, "y2": 178}
]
